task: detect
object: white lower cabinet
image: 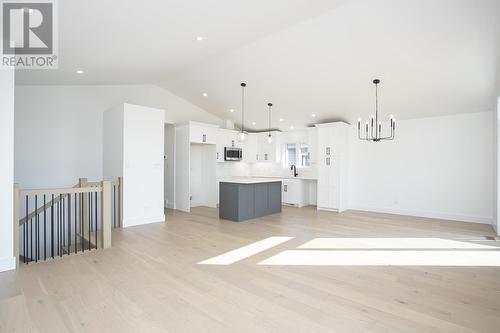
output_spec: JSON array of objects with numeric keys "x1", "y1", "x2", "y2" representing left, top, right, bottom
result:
[
  {"x1": 316, "y1": 122, "x2": 349, "y2": 212},
  {"x1": 282, "y1": 179, "x2": 309, "y2": 207}
]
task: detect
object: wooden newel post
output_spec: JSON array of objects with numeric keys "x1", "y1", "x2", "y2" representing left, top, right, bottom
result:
[
  {"x1": 118, "y1": 176, "x2": 123, "y2": 228},
  {"x1": 101, "y1": 181, "x2": 112, "y2": 249},
  {"x1": 13, "y1": 183, "x2": 19, "y2": 268},
  {"x1": 79, "y1": 178, "x2": 88, "y2": 236}
]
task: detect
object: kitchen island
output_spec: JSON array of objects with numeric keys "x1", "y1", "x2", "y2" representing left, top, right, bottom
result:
[{"x1": 219, "y1": 178, "x2": 282, "y2": 222}]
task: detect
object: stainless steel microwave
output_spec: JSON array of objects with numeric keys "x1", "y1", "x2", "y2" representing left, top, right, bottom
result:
[{"x1": 224, "y1": 147, "x2": 242, "y2": 161}]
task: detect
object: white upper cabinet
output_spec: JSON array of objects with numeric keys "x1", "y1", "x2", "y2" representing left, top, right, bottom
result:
[
  {"x1": 316, "y1": 122, "x2": 349, "y2": 212},
  {"x1": 257, "y1": 131, "x2": 281, "y2": 163},
  {"x1": 307, "y1": 127, "x2": 317, "y2": 164},
  {"x1": 243, "y1": 134, "x2": 258, "y2": 163},
  {"x1": 189, "y1": 122, "x2": 218, "y2": 145}
]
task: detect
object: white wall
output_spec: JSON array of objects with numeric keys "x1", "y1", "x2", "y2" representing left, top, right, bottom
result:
[
  {"x1": 349, "y1": 112, "x2": 494, "y2": 224},
  {"x1": 14, "y1": 85, "x2": 223, "y2": 188},
  {"x1": 495, "y1": 98, "x2": 500, "y2": 234},
  {"x1": 0, "y1": 69, "x2": 15, "y2": 272},
  {"x1": 174, "y1": 125, "x2": 190, "y2": 212},
  {"x1": 103, "y1": 104, "x2": 124, "y2": 181},
  {"x1": 122, "y1": 104, "x2": 165, "y2": 227},
  {"x1": 164, "y1": 124, "x2": 175, "y2": 209}
]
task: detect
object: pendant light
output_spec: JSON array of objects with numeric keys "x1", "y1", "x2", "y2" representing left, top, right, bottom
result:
[
  {"x1": 357, "y1": 79, "x2": 396, "y2": 142},
  {"x1": 237, "y1": 82, "x2": 248, "y2": 142},
  {"x1": 267, "y1": 103, "x2": 273, "y2": 143}
]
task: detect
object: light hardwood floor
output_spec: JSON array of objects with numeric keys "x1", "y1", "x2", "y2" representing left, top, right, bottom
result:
[{"x1": 1, "y1": 206, "x2": 500, "y2": 333}]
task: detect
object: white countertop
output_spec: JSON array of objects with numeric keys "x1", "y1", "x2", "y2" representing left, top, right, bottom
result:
[
  {"x1": 254, "y1": 176, "x2": 318, "y2": 181},
  {"x1": 218, "y1": 177, "x2": 285, "y2": 184},
  {"x1": 218, "y1": 176, "x2": 317, "y2": 184}
]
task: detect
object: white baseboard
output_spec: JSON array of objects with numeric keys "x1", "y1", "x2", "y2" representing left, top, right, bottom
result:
[
  {"x1": 0, "y1": 256, "x2": 16, "y2": 272},
  {"x1": 123, "y1": 215, "x2": 166, "y2": 228},
  {"x1": 349, "y1": 205, "x2": 492, "y2": 225}
]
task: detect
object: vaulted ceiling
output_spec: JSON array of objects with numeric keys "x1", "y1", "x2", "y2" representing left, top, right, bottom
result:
[{"x1": 17, "y1": 0, "x2": 500, "y2": 130}]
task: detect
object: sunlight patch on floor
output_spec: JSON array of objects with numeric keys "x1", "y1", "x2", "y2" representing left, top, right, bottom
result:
[
  {"x1": 198, "y1": 237, "x2": 500, "y2": 266},
  {"x1": 298, "y1": 238, "x2": 497, "y2": 249},
  {"x1": 198, "y1": 236, "x2": 294, "y2": 265},
  {"x1": 257, "y1": 250, "x2": 500, "y2": 266}
]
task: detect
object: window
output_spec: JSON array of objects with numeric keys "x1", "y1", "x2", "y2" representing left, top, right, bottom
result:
[
  {"x1": 286, "y1": 144, "x2": 296, "y2": 167},
  {"x1": 284, "y1": 143, "x2": 309, "y2": 168}
]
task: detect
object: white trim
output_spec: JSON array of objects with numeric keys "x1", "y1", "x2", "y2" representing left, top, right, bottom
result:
[
  {"x1": 317, "y1": 207, "x2": 339, "y2": 212},
  {"x1": 0, "y1": 256, "x2": 16, "y2": 272},
  {"x1": 123, "y1": 215, "x2": 165, "y2": 228},
  {"x1": 349, "y1": 205, "x2": 492, "y2": 225}
]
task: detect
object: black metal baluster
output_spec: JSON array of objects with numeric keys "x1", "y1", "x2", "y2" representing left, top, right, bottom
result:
[
  {"x1": 118, "y1": 182, "x2": 121, "y2": 227},
  {"x1": 62, "y1": 195, "x2": 65, "y2": 255},
  {"x1": 35, "y1": 195, "x2": 38, "y2": 263},
  {"x1": 94, "y1": 191, "x2": 98, "y2": 249},
  {"x1": 80, "y1": 193, "x2": 84, "y2": 253},
  {"x1": 113, "y1": 185, "x2": 116, "y2": 228},
  {"x1": 43, "y1": 195, "x2": 46, "y2": 261},
  {"x1": 51, "y1": 194, "x2": 54, "y2": 258},
  {"x1": 88, "y1": 192, "x2": 91, "y2": 251},
  {"x1": 74, "y1": 193, "x2": 77, "y2": 254},
  {"x1": 68, "y1": 194, "x2": 71, "y2": 255},
  {"x1": 25, "y1": 196, "x2": 28, "y2": 264},
  {"x1": 57, "y1": 196, "x2": 60, "y2": 257},
  {"x1": 59, "y1": 195, "x2": 63, "y2": 257},
  {"x1": 30, "y1": 197, "x2": 33, "y2": 262}
]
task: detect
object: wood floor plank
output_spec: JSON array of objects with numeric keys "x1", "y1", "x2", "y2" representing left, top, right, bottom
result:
[{"x1": 1, "y1": 206, "x2": 499, "y2": 332}]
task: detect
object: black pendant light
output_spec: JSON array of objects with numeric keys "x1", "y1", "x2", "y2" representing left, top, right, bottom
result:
[
  {"x1": 267, "y1": 103, "x2": 273, "y2": 143},
  {"x1": 237, "y1": 82, "x2": 248, "y2": 142},
  {"x1": 357, "y1": 79, "x2": 396, "y2": 141}
]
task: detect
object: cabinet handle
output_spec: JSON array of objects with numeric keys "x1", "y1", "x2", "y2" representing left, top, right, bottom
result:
[
  {"x1": 217, "y1": 152, "x2": 219, "y2": 159},
  {"x1": 284, "y1": 185, "x2": 287, "y2": 192},
  {"x1": 307, "y1": 152, "x2": 310, "y2": 160},
  {"x1": 326, "y1": 157, "x2": 330, "y2": 166},
  {"x1": 256, "y1": 154, "x2": 259, "y2": 161},
  {"x1": 202, "y1": 134, "x2": 206, "y2": 143},
  {"x1": 264, "y1": 153, "x2": 268, "y2": 161}
]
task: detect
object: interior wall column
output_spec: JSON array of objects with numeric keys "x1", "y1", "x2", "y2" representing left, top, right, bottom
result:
[{"x1": 0, "y1": 68, "x2": 16, "y2": 272}]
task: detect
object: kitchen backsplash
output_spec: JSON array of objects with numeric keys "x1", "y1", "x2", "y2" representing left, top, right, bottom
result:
[{"x1": 217, "y1": 161, "x2": 317, "y2": 179}]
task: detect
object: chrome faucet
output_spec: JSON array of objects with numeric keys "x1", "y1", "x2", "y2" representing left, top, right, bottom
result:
[{"x1": 291, "y1": 165, "x2": 298, "y2": 177}]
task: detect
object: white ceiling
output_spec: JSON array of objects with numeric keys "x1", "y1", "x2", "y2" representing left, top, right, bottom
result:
[
  {"x1": 17, "y1": 0, "x2": 500, "y2": 131},
  {"x1": 16, "y1": 0, "x2": 345, "y2": 85}
]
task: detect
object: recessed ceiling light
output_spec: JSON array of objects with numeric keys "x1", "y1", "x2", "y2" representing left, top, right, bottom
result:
[
  {"x1": 252, "y1": 122, "x2": 256, "y2": 126},
  {"x1": 290, "y1": 125, "x2": 294, "y2": 129},
  {"x1": 196, "y1": 36, "x2": 204, "y2": 41},
  {"x1": 229, "y1": 109, "x2": 235, "y2": 113},
  {"x1": 76, "y1": 70, "x2": 84, "y2": 74},
  {"x1": 202, "y1": 93, "x2": 208, "y2": 97},
  {"x1": 279, "y1": 118, "x2": 284, "y2": 122},
  {"x1": 311, "y1": 114, "x2": 316, "y2": 118}
]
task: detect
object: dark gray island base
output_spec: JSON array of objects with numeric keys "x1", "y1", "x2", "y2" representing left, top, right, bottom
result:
[{"x1": 219, "y1": 179, "x2": 282, "y2": 222}]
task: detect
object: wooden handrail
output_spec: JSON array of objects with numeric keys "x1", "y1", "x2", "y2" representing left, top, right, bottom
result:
[
  {"x1": 19, "y1": 193, "x2": 64, "y2": 226},
  {"x1": 19, "y1": 185, "x2": 102, "y2": 196}
]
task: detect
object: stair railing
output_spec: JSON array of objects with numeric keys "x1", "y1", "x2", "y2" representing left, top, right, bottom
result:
[{"x1": 13, "y1": 177, "x2": 122, "y2": 267}]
